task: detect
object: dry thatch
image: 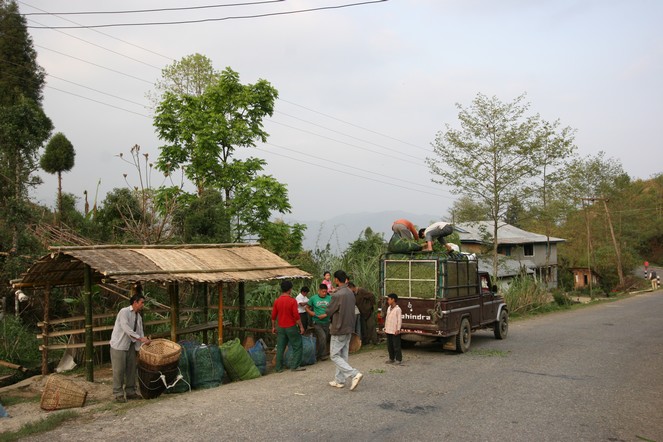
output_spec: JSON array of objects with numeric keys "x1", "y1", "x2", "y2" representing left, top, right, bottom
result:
[{"x1": 15, "y1": 244, "x2": 311, "y2": 288}]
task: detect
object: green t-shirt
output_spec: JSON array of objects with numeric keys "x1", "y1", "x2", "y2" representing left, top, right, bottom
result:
[{"x1": 307, "y1": 294, "x2": 332, "y2": 324}]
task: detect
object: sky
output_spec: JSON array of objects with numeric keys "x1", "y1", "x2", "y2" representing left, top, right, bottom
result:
[{"x1": 17, "y1": 0, "x2": 663, "y2": 226}]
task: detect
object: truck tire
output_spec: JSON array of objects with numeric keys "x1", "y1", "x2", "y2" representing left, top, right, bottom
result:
[
  {"x1": 494, "y1": 309, "x2": 508, "y2": 340},
  {"x1": 455, "y1": 318, "x2": 471, "y2": 353}
]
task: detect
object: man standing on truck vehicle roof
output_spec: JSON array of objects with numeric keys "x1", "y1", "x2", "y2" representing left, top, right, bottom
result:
[
  {"x1": 419, "y1": 221, "x2": 454, "y2": 252},
  {"x1": 326, "y1": 270, "x2": 364, "y2": 391},
  {"x1": 392, "y1": 219, "x2": 418, "y2": 240}
]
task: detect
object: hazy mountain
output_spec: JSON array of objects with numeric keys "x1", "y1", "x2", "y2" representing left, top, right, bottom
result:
[{"x1": 285, "y1": 211, "x2": 443, "y2": 253}]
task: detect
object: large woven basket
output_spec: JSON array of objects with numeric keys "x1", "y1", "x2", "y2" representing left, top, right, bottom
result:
[
  {"x1": 139, "y1": 339, "x2": 181, "y2": 368},
  {"x1": 40, "y1": 375, "x2": 87, "y2": 411}
]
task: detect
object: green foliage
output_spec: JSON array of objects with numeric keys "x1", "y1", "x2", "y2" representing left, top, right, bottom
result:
[
  {"x1": 0, "y1": 316, "x2": 41, "y2": 366},
  {"x1": 258, "y1": 219, "x2": 306, "y2": 262},
  {"x1": 94, "y1": 188, "x2": 143, "y2": 243},
  {"x1": 172, "y1": 190, "x2": 230, "y2": 243},
  {"x1": 552, "y1": 291, "x2": 573, "y2": 307},
  {"x1": 449, "y1": 195, "x2": 490, "y2": 223},
  {"x1": 40, "y1": 132, "x2": 75, "y2": 175},
  {"x1": 342, "y1": 227, "x2": 386, "y2": 293},
  {"x1": 501, "y1": 275, "x2": 551, "y2": 316}
]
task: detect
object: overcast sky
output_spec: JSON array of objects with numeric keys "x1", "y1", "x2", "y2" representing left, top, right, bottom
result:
[{"x1": 19, "y1": 0, "x2": 663, "y2": 224}]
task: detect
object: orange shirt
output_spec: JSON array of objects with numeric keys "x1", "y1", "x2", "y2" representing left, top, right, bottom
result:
[{"x1": 393, "y1": 219, "x2": 418, "y2": 238}]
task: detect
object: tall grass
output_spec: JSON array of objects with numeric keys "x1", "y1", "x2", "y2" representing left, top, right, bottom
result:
[{"x1": 501, "y1": 275, "x2": 552, "y2": 316}]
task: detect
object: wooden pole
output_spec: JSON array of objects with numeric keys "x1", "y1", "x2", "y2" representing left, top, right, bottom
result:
[
  {"x1": 169, "y1": 283, "x2": 179, "y2": 342},
  {"x1": 83, "y1": 265, "x2": 94, "y2": 382},
  {"x1": 217, "y1": 284, "x2": 224, "y2": 345},
  {"x1": 602, "y1": 198, "x2": 625, "y2": 286},
  {"x1": 239, "y1": 282, "x2": 246, "y2": 342},
  {"x1": 41, "y1": 285, "x2": 50, "y2": 375},
  {"x1": 202, "y1": 283, "x2": 209, "y2": 345}
]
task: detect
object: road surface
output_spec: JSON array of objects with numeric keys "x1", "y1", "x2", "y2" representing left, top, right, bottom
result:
[{"x1": 25, "y1": 291, "x2": 663, "y2": 442}]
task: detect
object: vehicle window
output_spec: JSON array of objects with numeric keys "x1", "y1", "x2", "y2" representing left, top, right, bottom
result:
[{"x1": 383, "y1": 260, "x2": 437, "y2": 299}]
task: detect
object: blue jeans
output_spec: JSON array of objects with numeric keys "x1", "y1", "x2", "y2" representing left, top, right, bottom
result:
[{"x1": 330, "y1": 334, "x2": 358, "y2": 384}]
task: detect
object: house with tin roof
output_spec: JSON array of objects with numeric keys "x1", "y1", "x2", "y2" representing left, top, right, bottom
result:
[{"x1": 455, "y1": 221, "x2": 565, "y2": 288}]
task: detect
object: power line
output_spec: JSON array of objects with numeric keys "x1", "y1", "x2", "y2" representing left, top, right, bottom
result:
[
  {"x1": 45, "y1": 85, "x2": 150, "y2": 117},
  {"x1": 259, "y1": 143, "x2": 452, "y2": 200},
  {"x1": 274, "y1": 110, "x2": 425, "y2": 162},
  {"x1": 22, "y1": 3, "x2": 172, "y2": 63},
  {"x1": 266, "y1": 119, "x2": 426, "y2": 168},
  {"x1": 278, "y1": 98, "x2": 430, "y2": 152},
  {"x1": 25, "y1": 0, "x2": 388, "y2": 29},
  {"x1": 21, "y1": 0, "x2": 285, "y2": 16},
  {"x1": 265, "y1": 141, "x2": 445, "y2": 194}
]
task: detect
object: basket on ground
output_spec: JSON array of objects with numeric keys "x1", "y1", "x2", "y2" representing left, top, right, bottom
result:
[
  {"x1": 139, "y1": 339, "x2": 181, "y2": 368},
  {"x1": 40, "y1": 374, "x2": 87, "y2": 411}
]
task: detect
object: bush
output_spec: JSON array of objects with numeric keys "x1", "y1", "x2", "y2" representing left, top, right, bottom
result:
[
  {"x1": 0, "y1": 316, "x2": 41, "y2": 367},
  {"x1": 501, "y1": 275, "x2": 551, "y2": 316}
]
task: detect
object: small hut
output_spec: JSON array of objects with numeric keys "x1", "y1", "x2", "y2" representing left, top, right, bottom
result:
[
  {"x1": 12, "y1": 243, "x2": 311, "y2": 381},
  {"x1": 570, "y1": 267, "x2": 601, "y2": 289}
]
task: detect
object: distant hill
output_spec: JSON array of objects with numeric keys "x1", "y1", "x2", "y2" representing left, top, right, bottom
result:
[{"x1": 285, "y1": 211, "x2": 443, "y2": 253}]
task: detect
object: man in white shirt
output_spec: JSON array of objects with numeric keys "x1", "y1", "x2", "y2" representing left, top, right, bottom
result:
[
  {"x1": 110, "y1": 291, "x2": 150, "y2": 402},
  {"x1": 419, "y1": 222, "x2": 454, "y2": 252},
  {"x1": 295, "y1": 286, "x2": 310, "y2": 330}
]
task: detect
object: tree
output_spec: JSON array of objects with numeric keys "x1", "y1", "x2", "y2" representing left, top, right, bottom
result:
[
  {"x1": 40, "y1": 132, "x2": 76, "y2": 222},
  {"x1": 448, "y1": 195, "x2": 490, "y2": 223},
  {"x1": 428, "y1": 93, "x2": 541, "y2": 278},
  {"x1": 146, "y1": 53, "x2": 219, "y2": 109},
  {"x1": 0, "y1": 1, "x2": 53, "y2": 258},
  {"x1": 154, "y1": 63, "x2": 288, "y2": 242}
]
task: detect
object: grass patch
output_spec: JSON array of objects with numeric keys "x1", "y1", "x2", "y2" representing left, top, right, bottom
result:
[
  {"x1": 470, "y1": 348, "x2": 509, "y2": 357},
  {"x1": 0, "y1": 394, "x2": 40, "y2": 407},
  {"x1": 0, "y1": 410, "x2": 78, "y2": 442},
  {"x1": 369, "y1": 368, "x2": 386, "y2": 374}
]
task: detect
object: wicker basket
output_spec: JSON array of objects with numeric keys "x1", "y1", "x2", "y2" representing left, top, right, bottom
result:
[
  {"x1": 40, "y1": 375, "x2": 87, "y2": 411},
  {"x1": 139, "y1": 339, "x2": 181, "y2": 368}
]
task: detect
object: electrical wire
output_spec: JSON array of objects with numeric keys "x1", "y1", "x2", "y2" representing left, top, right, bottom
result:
[
  {"x1": 21, "y1": 0, "x2": 285, "y2": 16},
  {"x1": 25, "y1": 0, "x2": 388, "y2": 29}
]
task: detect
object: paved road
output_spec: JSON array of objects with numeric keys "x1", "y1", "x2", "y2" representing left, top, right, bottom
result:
[{"x1": 27, "y1": 291, "x2": 663, "y2": 442}]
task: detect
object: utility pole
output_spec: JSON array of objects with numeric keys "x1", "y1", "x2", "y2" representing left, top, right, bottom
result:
[
  {"x1": 581, "y1": 197, "x2": 625, "y2": 289},
  {"x1": 581, "y1": 198, "x2": 593, "y2": 297}
]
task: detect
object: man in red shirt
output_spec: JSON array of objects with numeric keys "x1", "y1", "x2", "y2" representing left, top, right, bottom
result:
[
  {"x1": 392, "y1": 219, "x2": 418, "y2": 240},
  {"x1": 271, "y1": 280, "x2": 305, "y2": 372}
]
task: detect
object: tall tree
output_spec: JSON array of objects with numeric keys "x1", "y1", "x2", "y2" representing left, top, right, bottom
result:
[
  {"x1": 448, "y1": 195, "x2": 490, "y2": 223},
  {"x1": 427, "y1": 93, "x2": 541, "y2": 278},
  {"x1": 40, "y1": 132, "x2": 76, "y2": 223},
  {"x1": 527, "y1": 119, "x2": 576, "y2": 282},
  {"x1": 0, "y1": 1, "x2": 52, "y2": 256},
  {"x1": 154, "y1": 64, "x2": 290, "y2": 242}
]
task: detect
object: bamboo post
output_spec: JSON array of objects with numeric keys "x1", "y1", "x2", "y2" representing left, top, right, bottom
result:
[
  {"x1": 202, "y1": 283, "x2": 209, "y2": 345},
  {"x1": 169, "y1": 283, "x2": 179, "y2": 342},
  {"x1": 83, "y1": 265, "x2": 94, "y2": 382},
  {"x1": 217, "y1": 284, "x2": 224, "y2": 345},
  {"x1": 239, "y1": 282, "x2": 246, "y2": 342},
  {"x1": 41, "y1": 285, "x2": 50, "y2": 375}
]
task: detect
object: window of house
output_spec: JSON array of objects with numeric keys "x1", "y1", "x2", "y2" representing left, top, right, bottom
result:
[
  {"x1": 497, "y1": 245, "x2": 512, "y2": 256},
  {"x1": 523, "y1": 243, "x2": 534, "y2": 256}
]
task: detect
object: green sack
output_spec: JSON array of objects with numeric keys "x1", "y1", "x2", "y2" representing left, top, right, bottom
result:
[
  {"x1": 388, "y1": 233, "x2": 422, "y2": 253},
  {"x1": 219, "y1": 338, "x2": 262, "y2": 382},
  {"x1": 190, "y1": 344, "x2": 224, "y2": 389}
]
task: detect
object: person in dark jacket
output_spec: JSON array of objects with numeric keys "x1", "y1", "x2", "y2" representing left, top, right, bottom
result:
[{"x1": 326, "y1": 270, "x2": 363, "y2": 391}]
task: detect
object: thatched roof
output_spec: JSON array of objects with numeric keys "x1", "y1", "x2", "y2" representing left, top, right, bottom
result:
[{"x1": 14, "y1": 244, "x2": 311, "y2": 289}]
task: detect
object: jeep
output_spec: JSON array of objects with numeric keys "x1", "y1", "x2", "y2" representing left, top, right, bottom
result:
[{"x1": 379, "y1": 252, "x2": 508, "y2": 352}]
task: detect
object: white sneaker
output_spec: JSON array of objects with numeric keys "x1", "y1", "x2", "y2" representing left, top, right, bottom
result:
[
  {"x1": 350, "y1": 372, "x2": 363, "y2": 391},
  {"x1": 329, "y1": 380, "x2": 344, "y2": 388}
]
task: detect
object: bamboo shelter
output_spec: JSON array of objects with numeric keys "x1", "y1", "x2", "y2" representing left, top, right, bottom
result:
[{"x1": 12, "y1": 244, "x2": 311, "y2": 381}]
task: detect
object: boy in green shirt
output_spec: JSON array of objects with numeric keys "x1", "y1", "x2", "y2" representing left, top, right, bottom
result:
[{"x1": 306, "y1": 284, "x2": 332, "y2": 360}]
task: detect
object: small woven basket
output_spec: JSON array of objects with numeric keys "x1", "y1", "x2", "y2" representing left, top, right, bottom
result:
[
  {"x1": 40, "y1": 375, "x2": 87, "y2": 411},
  {"x1": 139, "y1": 339, "x2": 181, "y2": 368}
]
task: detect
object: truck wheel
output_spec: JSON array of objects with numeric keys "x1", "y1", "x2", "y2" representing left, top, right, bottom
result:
[
  {"x1": 455, "y1": 318, "x2": 471, "y2": 353},
  {"x1": 494, "y1": 310, "x2": 508, "y2": 340}
]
